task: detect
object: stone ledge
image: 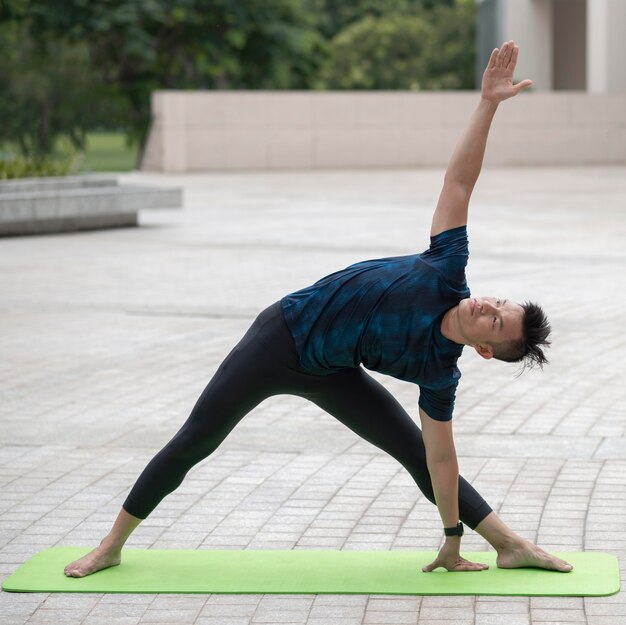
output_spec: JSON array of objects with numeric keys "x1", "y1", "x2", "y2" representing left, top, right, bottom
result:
[
  {"x1": 0, "y1": 213, "x2": 138, "y2": 236},
  {"x1": 0, "y1": 175, "x2": 118, "y2": 194},
  {"x1": 0, "y1": 175, "x2": 182, "y2": 236}
]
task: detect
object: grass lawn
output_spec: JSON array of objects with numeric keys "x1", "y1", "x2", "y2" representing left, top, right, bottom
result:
[
  {"x1": 79, "y1": 131, "x2": 139, "y2": 172},
  {"x1": 0, "y1": 131, "x2": 139, "y2": 177}
]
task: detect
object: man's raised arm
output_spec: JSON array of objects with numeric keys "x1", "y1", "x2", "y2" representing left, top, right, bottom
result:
[{"x1": 430, "y1": 41, "x2": 532, "y2": 237}]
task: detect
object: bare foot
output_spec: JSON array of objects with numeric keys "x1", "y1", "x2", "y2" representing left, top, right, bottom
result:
[
  {"x1": 496, "y1": 539, "x2": 572, "y2": 572},
  {"x1": 64, "y1": 546, "x2": 121, "y2": 578}
]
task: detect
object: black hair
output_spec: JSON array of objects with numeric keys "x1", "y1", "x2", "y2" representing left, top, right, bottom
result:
[{"x1": 492, "y1": 301, "x2": 551, "y2": 370}]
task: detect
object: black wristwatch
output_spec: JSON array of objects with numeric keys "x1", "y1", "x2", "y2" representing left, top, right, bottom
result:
[{"x1": 444, "y1": 521, "x2": 464, "y2": 537}]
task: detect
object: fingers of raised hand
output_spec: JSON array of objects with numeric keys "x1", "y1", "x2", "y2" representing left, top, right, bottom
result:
[
  {"x1": 496, "y1": 42, "x2": 509, "y2": 67},
  {"x1": 496, "y1": 40, "x2": 517, "y2": 68},
  {"x1": 513, "y1": 78, "x2": 533, "y2": 94},
  {"x1": 504, "y1": 41, "x2": 515, "y2": 66},
  {"x1": 488, "y1": 47, "x2": 499, "y2": 69}
]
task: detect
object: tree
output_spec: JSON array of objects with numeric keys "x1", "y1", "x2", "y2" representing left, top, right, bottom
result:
[
  {"x1": 19, "y1": 0, "x2": 328, "y2": 165},
  {"x1": 313, "y1": 0, "x2": 476, "y2": 90},
  {"x1": 306, "y1": 0, "x2": 457, "y2": 40},
  {"x1": 0, "y1": 17, "x2": 128, "y2": 160},
  {"x1": 0, "y1": 0, "x2": 476, "y2": 167}
]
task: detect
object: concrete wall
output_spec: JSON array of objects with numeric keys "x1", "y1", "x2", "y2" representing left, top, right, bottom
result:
[
  {"x1": 588, "y1": 0, "x2": 626, "y2": 93},
  {"x1": 475, "y1": 0, "x2": 505, "y2": 89},
  {"x1": 484, "y1": 0, "x2": 626, "y2": 94},
  {"x1": 141, "y1": 91, "x2": 626, "y2": 172},
  {"x1": 553, "y1": 0, "x2": 586, "y2": 90},
  {"x1": 502, "y1": 0, "x2": 553, "y2": 91}
]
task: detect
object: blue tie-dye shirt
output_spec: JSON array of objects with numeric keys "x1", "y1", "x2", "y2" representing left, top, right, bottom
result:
[{"x1": 280, "y1": 226, "x2": 470, "y2": 421}]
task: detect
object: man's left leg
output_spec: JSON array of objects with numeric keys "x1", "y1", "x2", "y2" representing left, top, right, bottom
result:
[
  {"x1": 301, "y1": 366, "x2": 491, "y2": 530},
  {"x1": 475, "y1": 513, "x2": 572, "y2": 571},
  {"x1": 303, "y1": 366, "x2": 572, "y2": 571}
]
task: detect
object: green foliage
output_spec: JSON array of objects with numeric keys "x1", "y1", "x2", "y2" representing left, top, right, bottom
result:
[
  {"x1": 0, "y1": 0, "x2": 476, "y2": 169},
  {"x1": 314, "y1": 14, "x2": 431, "y2": 90},
  {"x1": 306, "y1": 0, "x2": 456, "y2": 39},
  {"x1": 0, "y1": 18, "x2": 130, "y2": 161},
  {"x1": 314, "y1": 0, "x2": 476, "y2": 90},
  {"x1": 20, "y1": 0, "x2": 329, "y2": 158},
  {"x1": 0, "y1": 145, "x2": 78, "y2": 179}
]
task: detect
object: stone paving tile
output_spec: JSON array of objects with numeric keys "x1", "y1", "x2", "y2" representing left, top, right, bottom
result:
[
  {"x1": 475, "y1": 616, "x2": 530, "y2": 625},
  {"x1": 81, "y1": 618, "x2": 142, "y2": 625},
  {"x1": 1, "y1": 167, "x2": 625, "y2": 625}
]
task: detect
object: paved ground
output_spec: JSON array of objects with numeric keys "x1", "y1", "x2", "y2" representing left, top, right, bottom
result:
[{"x1": 1, "y1": 166, "x2": 625, "y2": 625}]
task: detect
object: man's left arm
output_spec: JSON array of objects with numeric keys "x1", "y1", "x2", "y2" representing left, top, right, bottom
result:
[
  {"x1": 430, "y1": 41, "x2": 532, "y2": 237},
  {"x1": 419, "y1": 407, "x2": 488, "y2": 572}
]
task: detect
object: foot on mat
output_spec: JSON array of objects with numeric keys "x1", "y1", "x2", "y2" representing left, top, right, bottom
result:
[
  {"x1": 64, "y1": 546, "x2": 121, "y2": 578},
  {"x1": 497, "y1": 540, "x2": 573, "y2": 572}
]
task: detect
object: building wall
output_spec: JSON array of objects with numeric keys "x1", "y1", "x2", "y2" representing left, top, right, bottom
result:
[
  {"x1": 502, "y1": 0, "x2": 553, "y2": 91},
  {"x1": 588, "y1": 0, "x2": 626, "y2": 93},
  {"x1": 475, "y1": 0, "x2": 504, "y2": 89},
  {"x1": 141, "y1": 91, "x2": 626, "y2": 172},
  {"x1": 553, "y1": 0, "x2": 586, "y2": 90},
  {"x1": 478, "y1": 0, "x2": 626, "y2": 93}
]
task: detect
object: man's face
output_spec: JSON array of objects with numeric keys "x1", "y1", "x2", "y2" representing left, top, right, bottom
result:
[{"x1": 458, "y1": 296, "x2": 524, "y2": 356}]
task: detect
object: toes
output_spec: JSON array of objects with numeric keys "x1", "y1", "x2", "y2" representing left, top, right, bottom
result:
[
  {"x1": 540, "y1": 552, "x2": 573, "y2": 572},
  {"x1": 556, "y1": 559, "x2": 573, "y2": 572},
  {"x1": 64, "y1": 564, "x2": 85, "y2": 578}
]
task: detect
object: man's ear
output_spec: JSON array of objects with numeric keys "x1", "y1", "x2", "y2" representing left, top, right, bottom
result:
[{"x1": 474, "y1": 343, "x2": 494, "y2": 360}]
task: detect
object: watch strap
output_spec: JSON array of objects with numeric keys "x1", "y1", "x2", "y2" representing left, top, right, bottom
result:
[{"x1": 443, "y1": 521, "x2": 464, "y2": 537}]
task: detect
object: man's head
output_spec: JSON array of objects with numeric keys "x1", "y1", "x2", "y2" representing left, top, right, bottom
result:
[{"x1": 456, "y1": 296, "x2": 551, "y2": 369}]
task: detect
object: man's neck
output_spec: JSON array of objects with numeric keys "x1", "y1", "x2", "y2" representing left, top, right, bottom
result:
[{"x1": 441, "y1": 305, "x2": 467, "y2": 345}]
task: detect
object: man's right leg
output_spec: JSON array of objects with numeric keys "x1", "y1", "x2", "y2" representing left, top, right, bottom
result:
[{"x1": 64, "y1": 304, "x2": 288, "y2": 577}]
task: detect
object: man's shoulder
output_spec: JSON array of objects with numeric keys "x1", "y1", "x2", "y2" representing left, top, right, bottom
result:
[{"x1": 421, "y1": 225, "x2": 468, "y2": 257}]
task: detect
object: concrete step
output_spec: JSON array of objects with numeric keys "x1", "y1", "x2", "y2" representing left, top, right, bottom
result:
[
  {"x1": 0, "y1": 177, "x2": 183, "y2": 236},
  {"x1": 0, "y1": 175, "x2": 119, "y2": 194}
]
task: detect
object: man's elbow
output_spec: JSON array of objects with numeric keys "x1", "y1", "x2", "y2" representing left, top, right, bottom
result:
[
  {"x1": 426, "y1": 451, "x2": 458, "y2": 468},
  {"x1": 442, "y1": 176, "x2": 475, "y2": 197}
]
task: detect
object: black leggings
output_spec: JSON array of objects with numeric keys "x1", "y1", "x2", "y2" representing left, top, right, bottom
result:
[{"x1": 123, "y1": 302, "x2": 492, "y2": 529}]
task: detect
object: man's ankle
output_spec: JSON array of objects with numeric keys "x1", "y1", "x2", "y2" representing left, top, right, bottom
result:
[
  {"x1": 492, "y1": 532, "x2": 522, "y2": 552},
  {"x1": 99, "y1": 537, "x2": 123, "y2": 552},
  {"x1": 474, "y1": 512, "x2": 523, "y2": 551}
]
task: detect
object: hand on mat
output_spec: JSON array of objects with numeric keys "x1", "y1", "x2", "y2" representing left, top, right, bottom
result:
[
  {"x1": 422, "y1": 541, "x2": 489, "y2": 573},
  {"x1": 481, "y1": 40, "x2": 532, "y2": 104}
]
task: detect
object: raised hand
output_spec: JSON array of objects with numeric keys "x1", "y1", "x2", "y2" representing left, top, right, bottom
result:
[{"x1": 481, "y1": 40, "x2": 532, "y2": 104}]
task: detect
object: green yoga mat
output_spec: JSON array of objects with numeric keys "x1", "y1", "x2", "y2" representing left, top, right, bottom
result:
[{"x1": 2, "y1": 547, "x2": 620, "y2": 596}]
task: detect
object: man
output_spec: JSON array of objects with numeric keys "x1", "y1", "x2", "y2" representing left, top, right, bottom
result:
[{"x1": 65, "y1": 41, "x2": 572, "y2": 577}]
